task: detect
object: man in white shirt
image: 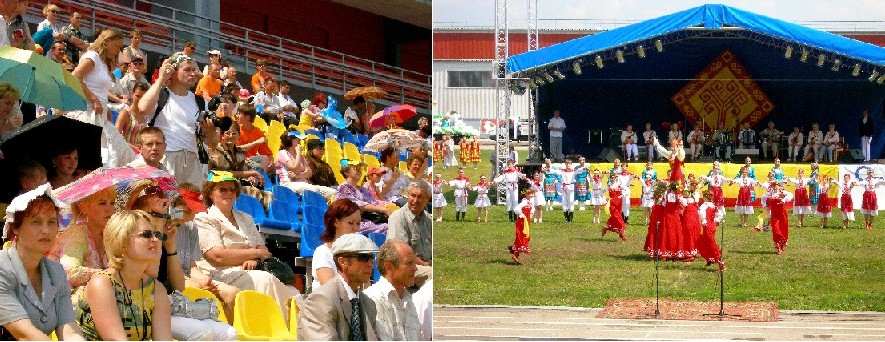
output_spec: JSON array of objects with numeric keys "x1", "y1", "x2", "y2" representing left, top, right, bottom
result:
[
  {"x1": 126, "y1": 127, "x2": 168, "y2": 170},
  {"x1": 824, "y1": 123, "x2": 840, "y2": 162},
  {"x1": 686, "y1": 124, "x2": 705, "y2": 161},
  {"x1": 621, "y1": 124, "x2": 638, "y2": 161},
  {"x1": 548, "y1": 110, "x2": 566, "y2": 160},
  {"x1": 364, "y1": 239, "x2": 422, "y2": 341},
  {"x1": 642, "y1": 123, "x2": 658, "y2": 161},
  {"x1": 738, "y1": 123, "x2": 756, "y2": 149},
  {"x1": 276, "y1": 80, "x2": 300, "y2": 126},
  {"x1": 786, "y1": 126, "x2": 804, "y2": 162},
  {"x1": 804, "y1": 123, "x2": 823, "y2": 162}
]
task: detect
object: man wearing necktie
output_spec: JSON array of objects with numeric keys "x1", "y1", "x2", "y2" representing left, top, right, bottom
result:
[{"x1": 299, "y1": 234, "x2": 380, "y2": 341}]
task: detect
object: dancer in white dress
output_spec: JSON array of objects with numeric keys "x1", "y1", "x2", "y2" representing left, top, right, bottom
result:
[
  {"x1": 588, "y1": 169, "x2": 607, "y2": 223},
  {"x1": 787, "y1": 168, "x2": 814, "y2": 227},
  {"x1": 493, "y1": 160, "x2": 526, "y2": 222},
  {"x1": 431, "y1": 173, "x2": 447, "y2": 222},
  {"x1": 530, "y1": 173, "x2": 547, "y2": 223},
  {"x1": 473, "y1": 175, "x2": 492, "y2": 222},
  {"x1": 640, "y1": 174, "x2": 657, "y2": 225},
  {"x1": 860, "y1": 169, "x2": 885, "y2": 230},
  {"x1": 553, "y1": 159, "x2": 582, "y2": 223},
  {"x1": 838, "y1": 174, "x2": 858, "y2": 229},
  {"x1": 448, "y1": 167, "x2": 471, "y2": 222}
]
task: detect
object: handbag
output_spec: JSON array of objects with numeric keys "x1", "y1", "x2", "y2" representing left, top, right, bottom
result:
[
  {"x1": 362, "y1": 211, "x2": 389, "y2": 225},
  {"x1": 258, "y1": 256, "x2": 296, "y2": 285},
  {"x1": 169, "y1": 290, "x2": 221, "y2": 321}
]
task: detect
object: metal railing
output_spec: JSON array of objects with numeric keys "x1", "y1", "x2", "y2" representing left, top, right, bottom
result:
[{"x1": 29, "y1": 0, "x2": 431, "y2": 112}]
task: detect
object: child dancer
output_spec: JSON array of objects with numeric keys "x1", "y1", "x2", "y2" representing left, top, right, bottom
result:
[
  {"x1": 448, "y1": 167, "x2": 471, "y2": 221},
  {"x1": 701, "y1": 161, "x2": 727, "y2": 217},
  {"x1": 640, "y1": 173, "x2": 656, "y2": 225},
  {"x1": 817, "y1": 174, "x2": 836, "y2": 228},
  {"x1": 508, "y1": 190, "x2": 535, "y2": 265},
  {"x1": 555, "y1": 159, "x2": 581, "y2": 222},
  {"x1": 730, "y1": 166, "x2": 759, "y2": 227},
  {"x1": 542, "y1": 159, "x2": 558, "y2": 210},
  {"x1": 697, "y1": 190, "x2": 726, "y2": 271},
  {"x1": 839, "y1": 173, "x2": 858, "y2": 229},
  {"x1": 860, "y1": 169, "x2": 885, "y2": 230},
  {"x1": 459, "y1": 136, "x2": 470, "y2": 167},
  {"x1": 530, "y1": 172, "x2": 546, "y2": 223},
  {"x1": 473, "y1": 175, "x2": 491, "y2": 222},
  {"x1": 644, "y1": 182, "x2": 667, "y2": 257},
  {"x1": 768, "y1": 183, "x2": 794, "y2": 255},
  {"x1": 788, "y1": 168, "x2": 813, "y2": 227},
  {"x1": 493, "y1": 160, "x2": 526, "y2": 222},
  {"x1": 588, "y1": 169, "x2": 607, "y2": 223},
  {"x1": 443, "y1": 134, "x2": 456, "y2": 168},
  {"x1": 602, "y1": 172, "x2": 627, "y2": 241},
  {"x1": 754, "y1": 172, "x2": 778, "y2": 232},
  {"x1": 575, "y1": 157, "x2": 590, "y2": 211},
  {"x1": 432, "y1": 173, "x2": 447, "y2": 222},
  {"x1": 470, "y1": 136, "x2": 481, "y2": 169},
  {"x1": 433, "y1": 139, "x2": 444, "y2": 165}
]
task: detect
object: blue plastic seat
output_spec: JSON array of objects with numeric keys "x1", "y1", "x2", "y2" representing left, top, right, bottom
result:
[
  {"x1": 302, "y1": 190, "x2": 327, "y2": 209},
  {"x1": 399, "y1": 151, "x2": 409, "y2": 161},
  {"x1": 300, "y1": 222, "x2": 324, "y2": 258},
  {"x1": 302, "y1": 205, "x2": 326, "y2": 226},
  {"x1": 366, "y1": 232, "x2": 386, "y2": 283},
  {"x1": 305, "y1": 128, "x2": 323, "y2": 138},
  {"x1": 234, "y1": 195, "x2": 266, "y2": 226},
  {"x1": 255, "y1": 170, "x2": 274, "y2": 191},
  {"x1": 265, "y1": 200, "x2": 301, "y2": 232},
  {"x1": 272, "y1": 185, "x2": 302, "y2": 215},
  {"x1": 357, "y1": 134, "x2": 369, "y2": 147}
]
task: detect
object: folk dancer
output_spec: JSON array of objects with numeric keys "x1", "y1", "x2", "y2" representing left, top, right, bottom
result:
[
  {"x1": 443, "y1": 134, "x2": 456, "y2": 168},
  {"x1": 641, "y1": 161, "x2": 657, "y2": 182},
  {"x1": 730, "y1": 166, "x2": 759, "y2": 227},
  {"x1": 788, "y1": 168, "x2": 813, "y2": 227},
  {"x1": 770, "y1": 158, "x2": 786, "y2": 183},
  {"x1": 643, "y1": 182, "x2": 667, "y2": 257},
  {"x1": 622, "y1": 124, "x2": 639, "y2": 161},
  {"x1": 473, "y1": 175, "x2": 492, "y2": 223},
  {"x1": 469, "y1": 137, "x2": 481, "y2": 169},
  {"x1": 575, "y1": 157, "x2": 591, "y2": 210},
  {"x1": 588, "y1": 169, "x2": 608, "y2": 224},
  {"x1": 698, "y1": 190, "x2": 726, "y2": 271},
  {"x1": 808, "y1": 161, "x2": 821, "y2": 206},
  {"x1": 432, "y1": 139, "x2": 444, "y2": 164},
  {"x1": 824, "y1": 123, "x2": 840, "y2": 163},
  {"x1": 680, "y1": 177, "x2": 702, "y2": 262},
  {"x1": 860, "y1": 169, "x2": 885, "y2": 230},
  {"x1": 767, "y1": 183, "x2": 794, "y2": 255},
  {"x1": 542, "y1": 159, "x2": 559, "y2": 210},
  {"x1": 602, "y1": 173, "x2": 628, "y2": 241},
  {"x1": 431, "y1": 174, "x2": 447, "y2": 222},
  {"x1": 760, "y1": 121, "x2": 781, "y2": 160},
  {"x1": 713, "y1": 122, "x2": 733, "y2": 162},
  {"x1": 754, "y1": 171, "x2": 779, "y2": 232},
  {"x1": 508, "y1": 190, "x2": 534, "y2": 265},
  {"x1": 816, "y1": 174, "x2": 837, "y2": 228},
  {"x1": 640, "y1": 173, "x2": 657, "y2": 225},
  {"x1": 643, "y1": 123, "x2": 658, "y2": 161},
  {"x1": 554, "y1": 159, "x2": 582, "y2": 222},
  {"x1": 838, "y1": 174, "x2": 858, "y2": 229},
  {"x1": 654, "y1": 181, "x2": 687, "y2": 260},
  {"x1": 804, "y1": 123, "x2": 824, "y2": 162},
  {"x1": 701, "y1": 161, "x2": 727, "y2": 217},
  {"x1": 459, "y1": 137, "x2": 470, "y2": 167},
  {"x1": 686, "y1": 124, "x2": 705, "y2": 162},
  {"x1": 448, "y1": 167, "x2": 471, "y2": 221},
  {"x1": 530, "y1": 173, "x2": 546, "y2": 223},
  {"x1": 611, "y1": 160, "x2": 637, "y2": 223},
  {"x1": 787, "y1": 127, "x2": 804, "y2": 162},
  {"x1": 493, "y1": 160, "x2": 526, "y2": 222},
  {"x1": 653, "y1": 135, "x2": 686, "y2": 186}
]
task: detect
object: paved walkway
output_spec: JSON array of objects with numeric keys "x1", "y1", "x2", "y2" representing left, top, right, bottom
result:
[{"x1": 434, "y1": 305, "x2": 885, "y2": 340}]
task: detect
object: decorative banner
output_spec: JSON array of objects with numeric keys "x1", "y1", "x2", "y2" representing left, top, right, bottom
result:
[
  {"x1": 839, "y1": 164, "x2": 885, "y2": 210},
  {"x1": 672, "y1": 50, "x2": 775, "y2": 132}
]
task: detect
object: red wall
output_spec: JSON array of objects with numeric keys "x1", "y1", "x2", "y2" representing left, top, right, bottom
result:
[{"x1": 220, "y1": 0, "x2": 429, "y2": 74}]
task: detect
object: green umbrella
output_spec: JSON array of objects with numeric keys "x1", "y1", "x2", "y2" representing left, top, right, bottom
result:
[{"x1": 0, "y1": 46, "x2": 86, "y2": 110}]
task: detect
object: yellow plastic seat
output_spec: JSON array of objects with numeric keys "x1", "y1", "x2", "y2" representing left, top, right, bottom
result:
[
  {"x1": 287, "y1": 297, "x2": 300, "y2": 336},
  {"x1": 253, "y1": 117, "x2": 269, "y2": 133},
  {"x1": 324, "y1": 139, "x2": 343, "y2": 161},
  {"x1": 182, "y1": 287, "x2": 228, "y2": 324},
  {"x1": 2, "y1": 241, "x2": 11, "y2": 249},
  {"x1": 363, "y1": 154, "x2": 380, "y2": 168},
  {"x1": 343, "y1": 142, "x2": 362, "y2": 162},
  {"x1": 399, "y1": 161, "x2": 408, "y2": 174},
  {"x1": 266, "y1": 121, "x2": 287, "y2": 160},
  {"x1": 233, "y1": 290, "x2": 296, "y2": 341}
]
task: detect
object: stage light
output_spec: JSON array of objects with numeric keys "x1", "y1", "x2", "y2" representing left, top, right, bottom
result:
[
  {"x1": 784, "y1": 46, "x2": 793, "y2": 59},
  {"x1": 800, "y1": 47, "x2": 809, "y2": 62},
  {"x1": 534, "y1": 75, "x2": 545, "y2": 85},
  {"x1": 528, "y1": 79, "x2": 537, "y2": 89},
  {"x1": 637, "y1": 45, "x2": 646, "y2": 58},
  {"x1": 817, "y1": 54, "x2": 826, "y2": 67},
  {"x1": 831, "y1": 58, "x2": 841, "y2": 71},
  {"x1": 595, "y1": 55, "x2": 604, "y2": 69},
  {"x1": 869, "y1": 70, "x2": 880, "y2": 82},
  {"x1": 572, "y1": 60, "x2": 582, "y2": 75},
  {"x1": 616, "y1": 50, "x2": 625, "y2": 63},
  {"x1": 543, "y1": 72, "x2": 555, "y2": 83},
  {"x1": 878, "y1": 74, "x2": 885, "y2": 84},
  {"x1": 655, "y1": 39, "x2": 663, "y2": 52},
  {"x1": 853, "y1": 63, "x2": 861, "y2": 77},
  {"x1": 553, "y1": 70, "x2": 565, "y2": 80}
]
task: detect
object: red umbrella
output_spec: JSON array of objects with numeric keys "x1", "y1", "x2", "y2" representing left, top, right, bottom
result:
[
  {"x1": 369, "y1": 105, "x2": 417, "y2": 129},
  {"x1": 53, "y1": 166, "x2": 177, "y2": 204}
]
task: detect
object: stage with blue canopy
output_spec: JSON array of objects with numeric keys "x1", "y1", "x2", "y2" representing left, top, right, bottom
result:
[{"x1": 507, "y1": 4, "x2": 885, "y2": 161}]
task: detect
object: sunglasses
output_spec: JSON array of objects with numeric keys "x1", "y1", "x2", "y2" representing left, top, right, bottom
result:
[
  {"x1": 344, "y1": 254, "x2": 374, "y2": 262},
  {"x1": 216, "y1": 187, "x2": 238, "y2": 194},
  {"x1": 132, "y1": 230, "x2": 168, "y2": 241},
  {"x1": 131, "y1": 61, "x2": 144, "y2": 65}
]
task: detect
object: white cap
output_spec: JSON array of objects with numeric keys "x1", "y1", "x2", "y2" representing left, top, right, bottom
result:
[
  {"x1": 5, "y1": 183, "x2": 64, "y2": 231},
  {"x1": 331, "y1": 233, "x2": 379, "y2": 255}
]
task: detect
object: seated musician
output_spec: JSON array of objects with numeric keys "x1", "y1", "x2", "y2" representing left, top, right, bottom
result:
[
  {"x1": 787, "y1": 127, "x2": 804, "y2": 162},
  {"x1": 760, "y1": 121, "x2": 782, "y2": 160},
  {"x1": 686, "y1": 124, "x2": 705, "y2": 162},
  {"x1": 824, "y1": 123, "x2": 840, "y2": 163},
  {"x1": 642, "y1": 123, "x2": 658, "y2": 161},
  {"x1": 738, "y1": 123, "x2": 756, "y2": 150},
  {"x1": 713, "y1": 122, "x2": 733, "y2": 162},
  {"x1": 804, "y1": 123, "x2": 823, "y2": 162},
  {"x1": 621, "y1": 124, "x2": 639, "y2": 162}
]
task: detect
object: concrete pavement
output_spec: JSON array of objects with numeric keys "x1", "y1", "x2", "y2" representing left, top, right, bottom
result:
[{"x1": 434, "y1": 305, "x2": 885, "y2": 340}]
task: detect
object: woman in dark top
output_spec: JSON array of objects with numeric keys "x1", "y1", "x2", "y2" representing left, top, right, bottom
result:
[{"x1": 305, "y1": 139, "x2": 338, "y2": 187}]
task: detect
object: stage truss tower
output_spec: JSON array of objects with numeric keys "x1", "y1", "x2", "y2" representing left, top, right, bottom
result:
[{"x1": 493, "y1": 0, "x2": 510, "y2": 204}]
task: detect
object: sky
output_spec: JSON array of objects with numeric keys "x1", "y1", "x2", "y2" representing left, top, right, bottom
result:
[{"x1": 433, "y1": 0, "x2": 885, "y2": 31}]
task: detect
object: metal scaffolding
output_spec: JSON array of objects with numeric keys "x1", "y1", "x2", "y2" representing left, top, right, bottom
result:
[
  {"x1": 526, "y1": 0, "x2": 541, "y2": 162},
  {"x1": 493, "y1": 0, "x2": 510, "y2": 204}
]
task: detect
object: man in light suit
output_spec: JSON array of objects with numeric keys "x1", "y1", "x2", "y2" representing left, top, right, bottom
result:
[{"x1": 299, "y1": 234, "x2": 380, "y2": 341}]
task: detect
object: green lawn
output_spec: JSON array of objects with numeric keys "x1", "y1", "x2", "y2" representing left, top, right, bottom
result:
[{"x1": 433, "y1": 150, "x2": 885, "y2": 311}]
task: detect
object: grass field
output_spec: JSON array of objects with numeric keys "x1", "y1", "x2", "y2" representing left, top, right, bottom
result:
[{"x1": 433, "y1": 151, "x2": 885, "y2": 311}]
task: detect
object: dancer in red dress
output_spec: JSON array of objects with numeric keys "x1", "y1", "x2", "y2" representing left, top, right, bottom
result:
[
  {"x1": 860, "y1": 169, "x2": 885, "y2": 230},
  {"x1": 680, "y1": 177, "x2": 701, "y2": 261},
  {"x1": 788, "y1": 168, "x2": 813, "y2": 227},
  {"x1": 653, "y1": 136, "x2": 686, "y2": 186},
  {"x1": 697, "y1": 190, "x2": 726, "y2": 271},
  {"x1": 508, "y1": 191, "x2": 534, "y2": 265},
  {"x1": 644, "y1": 182, "x2": 666, "y2": 257},
  {"x1": 816, "y1": 175, "x2": 837, "y2": 228},
  {"x1": 838, "y1": 173, "x2": 858, "y2": 229},
  {"x1": 602, "y1": 173, "x2": 627, "y2": 241},
  {"x1": 701, "y1": 161, "x2": 727, "y2": 215},
  {"x1": 729, "y1": 166, "x2": 759, "y2": 227},
  {"x1": 652, "y1": 181, "x2": 686, "y2": 260},
  {"x1": 767, "y1": 183, "x2": 793, "y2": 255}
]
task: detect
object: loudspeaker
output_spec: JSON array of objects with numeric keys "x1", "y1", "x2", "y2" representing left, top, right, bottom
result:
[
  {"x1": 598, "y1": 148, "x2": 620, "y2": 162},
  {"x1": 842, "y1": 149, "x2": 864, "y2": 163}
]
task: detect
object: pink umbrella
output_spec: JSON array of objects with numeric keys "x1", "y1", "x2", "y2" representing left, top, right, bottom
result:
[
  {"x1": 368, "y1": 104, "x2": 417, "y2": 129},
  {"x1": 53, "y1": 166, "x2": 178, "y2": 204}
]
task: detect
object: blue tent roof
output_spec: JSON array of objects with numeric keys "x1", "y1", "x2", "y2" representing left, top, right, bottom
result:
[{"x1": 506, "y1": 4, "x2": 885, "y2": 74}]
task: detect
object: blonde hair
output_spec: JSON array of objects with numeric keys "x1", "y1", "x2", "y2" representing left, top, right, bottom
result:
[
  {"x1": 42, "y1": 4, "x2": 60, "y2": 17},
  {"x1": 89, "y1": 28, "x2": 124, "y2": 71},
  {"x1": 72, "y1": 187, "x2": 116, "y2": 222},
  {"x1": 129, "y1": 28, "x2": 141, "y2": 38},
  {"x1": 104, "y1": 210, "x2": 153, "y2": 269},
  {"x1": 0, "y1": 83, "x2": 20, "y2": 102}
]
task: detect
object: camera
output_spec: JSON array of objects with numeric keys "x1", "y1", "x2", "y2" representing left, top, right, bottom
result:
[
  {"x1": 197, "y1": 110, "x2": 232, "y2": 132},
  {"x1": 168, "y1": 205, "x2": 184, "y2": 220}
]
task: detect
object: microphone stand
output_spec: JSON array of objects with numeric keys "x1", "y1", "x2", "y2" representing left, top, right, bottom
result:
[{"x1": 654, "y1": 220, "x2": 661, "y2": 318}]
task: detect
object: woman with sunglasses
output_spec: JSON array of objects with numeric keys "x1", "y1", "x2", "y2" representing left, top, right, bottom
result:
[
  {"x1": 0, "y1": 184, "x2": 85, "y2": 340},
  {"x1": 50, "y1": 186, "x2": 117, "y2": 289},
  {"x1": 193, "y1": 171, "x2": 299, "y2": 320},
  {"x1": 73, "y1": 210, "x2": 172, "y2": 340},
  {"x1": 121, "y1": 180, "x2": 237, "y2": 340}
]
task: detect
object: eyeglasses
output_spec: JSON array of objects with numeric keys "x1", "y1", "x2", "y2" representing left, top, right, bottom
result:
[
  {"x1": 132, "y1": 230, "x2": 167, "y2": 241},
  {"x1": 131, "y1": 61, "x2": 144, "y2": 65},
  {"x1": 343, "y1": 254, "x2": 374, "y2": 262},
  {"x1": 216, "y1": 187, "x2": 238, "y2": 194}
]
